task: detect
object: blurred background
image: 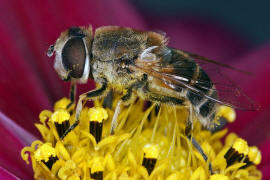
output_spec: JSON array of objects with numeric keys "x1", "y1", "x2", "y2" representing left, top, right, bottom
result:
[{"x1": 131, "y1": 0, "x2": 270, "y2": 45}]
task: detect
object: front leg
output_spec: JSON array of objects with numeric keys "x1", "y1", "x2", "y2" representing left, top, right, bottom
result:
[
  {"x1": 61, "y1": 78, "x2": 108, "y2": 139},
  {"x1": 66, "y1": 81, "x2": 76, "y2": 110},
  {"x1": 110, "y1": 81, "x2": 145, "y2": 134}
]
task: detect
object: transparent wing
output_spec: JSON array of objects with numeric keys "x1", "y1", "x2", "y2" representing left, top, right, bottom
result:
[{"x1": 133, "y1": 47, "x2": 259, "y2": 111}]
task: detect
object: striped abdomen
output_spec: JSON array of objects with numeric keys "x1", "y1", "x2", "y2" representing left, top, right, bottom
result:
[
  {"x1": 185, "y1": 62, "x2": 218, "y2": 128},
  {"x1": 168, "y1": 49, "x2": 218, "y2": 128}
]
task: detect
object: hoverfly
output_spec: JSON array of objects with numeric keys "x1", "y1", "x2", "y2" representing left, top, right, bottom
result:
[{"x1": 47, "y1": 26, "x2": 257, "y2": 140}]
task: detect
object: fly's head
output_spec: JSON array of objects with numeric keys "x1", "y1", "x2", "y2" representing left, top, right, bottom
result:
[{"x1": 47, "y1": 26, "x2": 93, "y2": 83}]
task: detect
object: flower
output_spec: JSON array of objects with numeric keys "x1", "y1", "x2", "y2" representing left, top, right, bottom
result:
[
  {"x1": 0, "y1": 0, "x2": 270, "y2": 179},
  {"x1": 21, "y1": 97, "x2": 262, "y2": 179}
]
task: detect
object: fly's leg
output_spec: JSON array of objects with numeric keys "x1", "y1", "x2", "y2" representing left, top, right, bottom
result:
[
  {"x1": 185, "y1": 104, "x2": 193, "y2": 136},
  {"x1": 208, "y1": 117, "x2": 227, "y2": 133},
  {"x1": 66, "y1": 81, "x2": 76, "y2": 110},
  {"x1": 103, "y1": 90, "x2": 113, "y2": 109},
  {"x1": 138, "y1": 85, "x2": 214, "y2": 173},
  {"x1": 140, "y1": 85, "x2": 214, "y2": 174},
  {"x1": 110, "y1": 81, "x2": 144, "y2": 134},
  {"x1": 185, "y1": 104, "x2": 214, "y2": 174},
  {"x1": 61, "y1": 79, "x2": 108, "y2": 140},
  {"x1": 110, "y1": 100, "x2": 122, "y2": 134},
  {"x1": 190, "y1": 137, "x2": 214, "y2": 174}
]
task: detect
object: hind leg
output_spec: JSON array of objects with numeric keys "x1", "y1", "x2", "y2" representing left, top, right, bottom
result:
[
  {"x1": 185, "y1": 103, "x2": 214, "y2": 174},
  {"x1": 110, "y1": 81, "x2": 145, "y2": 134}
]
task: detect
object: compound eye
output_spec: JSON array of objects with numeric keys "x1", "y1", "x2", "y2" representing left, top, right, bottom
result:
[{"x1": 62, "y1": 37, "x2": 86, "y2": 78}]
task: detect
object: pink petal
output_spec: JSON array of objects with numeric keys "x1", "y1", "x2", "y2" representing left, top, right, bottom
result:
[
  {"x1": 0, "y1": 166, "x2": 20, "y2": 180},
  {"x1": 0, "y1": 112, "x2": 35, "y2": 179},
  {"x1": 236, "y1": 107, "x2": 270, "y2": 146},
  {"x1": 225, "y1": 43, "x2": 270, "y2": 145},
  {"x1": 262, "y1": 163, "x2": 270, "y2": 180},
  {"x1": 0, "y1": 112, "x2": 36, "y2": 145},
  {"x1": 222, "y1": 43, "x2": 270, "y2": 178},
  {"x1": 0, "y1": 23, "x2": 52, "y2": 135},
  {"x1": 259, "y1": 140, "x2": 270, "y2": 168}
]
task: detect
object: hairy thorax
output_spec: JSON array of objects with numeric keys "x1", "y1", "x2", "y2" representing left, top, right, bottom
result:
[{"x1": 92, "y1": 60, "x2": 139, "y2": 92}]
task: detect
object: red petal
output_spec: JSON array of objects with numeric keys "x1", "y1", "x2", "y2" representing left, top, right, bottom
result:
[
  {"x1": 0, "y1": 166, "x2": 20, "y2": 180},
  {"x1": 0, "y1": 112, "x2": 35, "y2": 179}
]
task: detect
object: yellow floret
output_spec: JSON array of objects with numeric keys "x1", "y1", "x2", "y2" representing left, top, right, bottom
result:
[
  {"x1": 20, "y1": 96, "x2": 262, "y2": 180},
  {"x1": 50, "y1": 109, "x2": 70, "y2": 124},
  {"x1": 90, "y1": 157, "x2": 104, "y2": 174},
  {"x1": 232, "y1": 138, "x2": 249, "y2": 155},
  {"x1": 143, "y1": 144, "x2": 159, "y2": 159},
  {"x1": 190, "y1": 167, "x2": 206, "y2": 180},
  {"x1": 209, "y1": 174, "x2": 229, "y2": 180},
  {"x1": 88, "y1": 107, "x2": 108, "y2": 123},
  {"x1": 34, "y1": 143, "x2": 57, "y2": 162}
]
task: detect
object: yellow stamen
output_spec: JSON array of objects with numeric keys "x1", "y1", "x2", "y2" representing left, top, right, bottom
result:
[
  {"x1": 34, "y1": 143, "x2": 57, "y2": 162},
  {"x1": 143, "y1": 144, "x2": 159, "y2": 159},
  {"x1": 210, "y1": 174, "x2": 229, "y2": 180},
  {"x1": 232, "y1": 138, "x2": 249, "y2": 155},
  {"x1": 50, "y1": 109, "x2": 70, "y2": 124},
  {"x1": 190, "y1": 167, "x2": 206, "y2": 180},
  {"x1": 54, "y1": 97, "x2": 71, "y2": 110},
  {"x1": 90, "y1": 157, "x2": 104, "y2": 174},
  {"x1": 20, "y1": 96, "x2": 262, "y2": 180},
  {"x1": 88, "y1": 107, "x2": 108, "y2": 123}
]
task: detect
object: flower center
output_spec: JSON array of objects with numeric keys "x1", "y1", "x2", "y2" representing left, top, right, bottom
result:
[{"x1": 21, "y1": 97, "x2": 262, "y2": 180}]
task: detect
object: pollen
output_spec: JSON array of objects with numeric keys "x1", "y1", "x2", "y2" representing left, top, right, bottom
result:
[{"x1": 21, "y1": 97, "x2": 262, "y2": 180}]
